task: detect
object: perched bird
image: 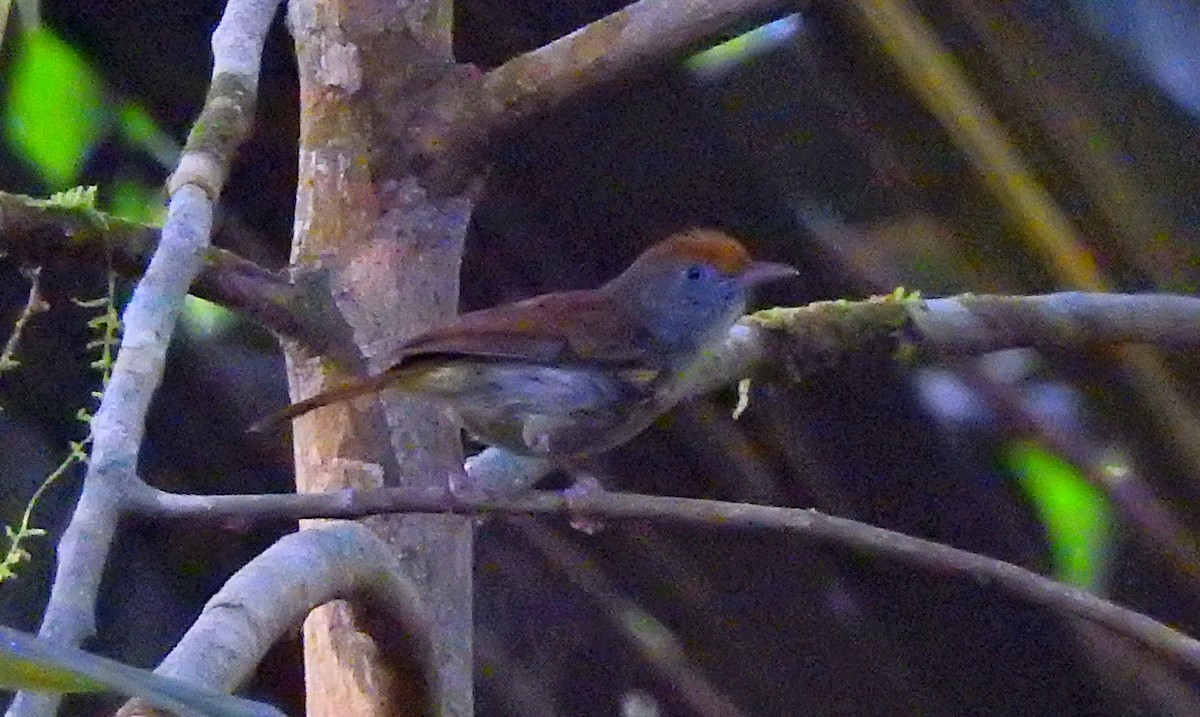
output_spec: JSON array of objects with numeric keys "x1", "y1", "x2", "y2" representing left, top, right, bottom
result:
[{"x1": 253, "y1": 229, "x2": 796, "y2": 459}]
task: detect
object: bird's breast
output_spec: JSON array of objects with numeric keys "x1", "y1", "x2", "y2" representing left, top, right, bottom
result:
[{"x1": 414, "y1": 360, "x2": 638, "y2": 408}]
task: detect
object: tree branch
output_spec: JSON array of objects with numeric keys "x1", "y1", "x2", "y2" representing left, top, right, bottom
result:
[
  {"x1": 8, "y1": 188, "x2": 1191, "y2": 379},
  {"x1": 683, "y1": 291, "x2": 1200, "y2": 394},
  {"x1": 456, "y1": 291, "x2": 1200, "y2": 493},
  {"x1": 116, "y1": 289, "x2": 1200, "y2": 682},
  {"x1": 0, "y1": 189, "x2": 352, "y2": 355},
  {"x1": 416, "y1": 0, "x2": 796, "y2": 166},
  {"x1": 0, "y1": 626, "x2": 286, "y2": 717},
  {"x1": 908, "y1": 292, "x2": 1200, "y2": 353},
  {"x1": 116, "y1": 522, "x2": 434, "y2": 717},
  {"x1": 28, "y1": 188, "x2": 213, "y2": 644},
  {"x1": 131, "y1": 483, "x2": 1200, "y2": 676},
  {"x1": 7, "y1": 3, "x2": 282, "y2": 716}
]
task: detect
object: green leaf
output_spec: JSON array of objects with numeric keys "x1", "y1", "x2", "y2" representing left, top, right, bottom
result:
[
  {"x1": 1004, "y1": 441, "x2": 1114, "y2": 588},
  {"x1": 3, "y1": 28, "x2": 111, "y2": 188},
  {"x1": 0, "y1": 630, "x2": 106, "y2": 694},
  {"x1": 0, "y1": 625, "x2": 289, "y2": 717}
]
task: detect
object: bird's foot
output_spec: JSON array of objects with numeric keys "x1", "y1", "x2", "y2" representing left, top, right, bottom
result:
[
  {"x1": 563, "y1": 473, "x2": 606, "y2": 535},
  {"x1": 447, "y1": 468, "x2": 474, "y2": 499}
]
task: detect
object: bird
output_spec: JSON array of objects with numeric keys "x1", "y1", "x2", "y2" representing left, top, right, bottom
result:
[{"x1": 252, "y1": 229, "x2": 796, "y2": 459}]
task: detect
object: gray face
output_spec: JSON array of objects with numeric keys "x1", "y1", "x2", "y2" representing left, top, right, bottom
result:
[{"x1": 632, "y1": 262, "x2": 748, "y2": 361}]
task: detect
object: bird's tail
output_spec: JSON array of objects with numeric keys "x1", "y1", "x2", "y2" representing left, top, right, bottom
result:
[{"x1": 248, "y1": 367, "x2": 407, "y2": 433}]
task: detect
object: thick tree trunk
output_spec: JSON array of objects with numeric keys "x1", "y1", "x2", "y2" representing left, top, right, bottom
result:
[{"x1": 286, "y1": 1, "x2": 473, "y2": 715}]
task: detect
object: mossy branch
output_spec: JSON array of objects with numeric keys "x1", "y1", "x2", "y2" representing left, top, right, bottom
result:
[{"x1": 0, "y1": 188, "x2": 348, "y2": 356}]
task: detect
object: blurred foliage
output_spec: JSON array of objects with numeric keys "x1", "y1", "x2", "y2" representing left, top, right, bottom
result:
[
  {"x1": 686, "y1": 15, "x2": 801, "y2": 78},
  {"x1": 1, "y1": 24, "x2": 171, "y2": 216},
  {"x1": 2, "y1": 27, "x2": 107, "y2": 189},
  {"x1": 107, "y1": 174, "x2": 166, "y2": 225},
  {"x1": 181, "y1": 296, "x2": 236, "y2": 340},
  {"x1": 1005, "y1": 441, "x2": 1114, "y2": 588}
]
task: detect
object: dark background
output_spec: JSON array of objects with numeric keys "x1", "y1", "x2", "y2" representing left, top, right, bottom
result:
[{"x1": 2, "y1": 0, "x2": 1200, "y2": 714}]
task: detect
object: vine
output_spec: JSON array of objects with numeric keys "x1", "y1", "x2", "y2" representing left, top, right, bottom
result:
[{"x1": 0, "y1": 188, "x2": 121, "y2": 583}]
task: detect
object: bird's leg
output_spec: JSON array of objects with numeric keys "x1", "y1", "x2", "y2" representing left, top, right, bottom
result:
[
  {"x1": 446, "y1": 465, "x2": 474, "y2": 498},
  {"x1": 562, "y1": 469, "x2": 608, "y2": 535}
]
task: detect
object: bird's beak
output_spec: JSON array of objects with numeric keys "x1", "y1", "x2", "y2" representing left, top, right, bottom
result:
[{"x1": 739, "y1": 260, "x2": 798, "y2": 286}]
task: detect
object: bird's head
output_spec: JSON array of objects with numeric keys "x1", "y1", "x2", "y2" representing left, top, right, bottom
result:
[{"x1": 607, "y1": 229, "x2": 797, "y2": 357}]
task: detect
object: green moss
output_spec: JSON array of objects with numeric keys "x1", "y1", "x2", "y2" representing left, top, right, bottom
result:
[
  {"x1": 184, "y1": 73, "x2": 255, "y2": 161},
  {"x1": 746, "y1": 290, "x2": 923, "y2": 379}
]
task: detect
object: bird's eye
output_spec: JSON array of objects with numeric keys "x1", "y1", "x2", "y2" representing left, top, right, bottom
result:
[{"x1": 685, "y1": 265, "x2": 706, "y2": 281}]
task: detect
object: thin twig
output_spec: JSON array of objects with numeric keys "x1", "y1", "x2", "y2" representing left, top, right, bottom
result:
[
  {"x1": 0, "y1": 266, "x2": 47, "y2": 374},
  {"x1": 1, "y1": 270, "x2": 118, "y2": 584},
  {"x1": 132, "y1": 483, "x2": 1200, "y2": 675}
]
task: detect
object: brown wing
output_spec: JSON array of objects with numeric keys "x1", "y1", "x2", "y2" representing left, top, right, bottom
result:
[
  {"x1": 249, "y1": 290, "x2": 659, "y2": 433},
  {"x1": 394, "y1": 289, "x2": 657, "y2": 367}
]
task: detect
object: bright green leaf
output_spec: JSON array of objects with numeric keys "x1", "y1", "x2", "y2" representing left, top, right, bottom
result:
[
  {"x1": 1004, "y1": 440, "x2": 1114, "y2": 589},
  {"x1": 3, "y1": 27, "x2": 111, "y2": 188}
]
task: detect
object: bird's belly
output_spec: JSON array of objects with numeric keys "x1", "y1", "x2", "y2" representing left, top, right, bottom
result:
[
  {"x1": 417, "y1": 361, "x2": 654, "y2": 458},
  {"x1": 421, "y1": 361, "x2": 623, "y2": 409}
]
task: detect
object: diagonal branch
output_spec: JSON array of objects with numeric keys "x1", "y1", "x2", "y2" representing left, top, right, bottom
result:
[
  {"x1": 7, "y1": 2, "x2": 283, "y2": 716},
  {"x1": 0, "y1": 190, "x2": 348, "y2": 355},
  {"x1": 0, "y1": 625, "x2": 286, "y2": 717},
  {"x1": 415, "y1": 0, "x2": 797, "y2": 166},
  {"x1": 132, "y1": 483, "x2": 1200, "y2": 677},
  {"x1": 509, "y1": 516, "x2": 753, "y2": 717}
]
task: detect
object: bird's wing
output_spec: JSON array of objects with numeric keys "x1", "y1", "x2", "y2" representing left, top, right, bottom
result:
[
  {"x1": 395, "y1": 290, "x2": 657, "y2": 367},
  {"x1": 249, "y1": 291, "x2": 658, "y2": 433}
]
